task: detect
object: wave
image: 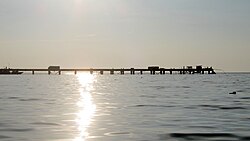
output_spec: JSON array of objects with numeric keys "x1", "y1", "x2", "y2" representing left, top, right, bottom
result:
[{"x1": 159, "y1": 133, "x2": 250, "y2": 141}]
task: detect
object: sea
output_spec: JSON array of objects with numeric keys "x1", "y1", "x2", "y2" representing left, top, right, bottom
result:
[{"x1": 0, "y1": 73, "x2": 250, "y2": 141}]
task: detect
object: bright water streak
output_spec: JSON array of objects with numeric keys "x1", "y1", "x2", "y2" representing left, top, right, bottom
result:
[
  {"x1": 75, "y1": 74, "x2": 96, "y2": 141},
  {"x1": 0, "y1": 73, "x2": 250, "y2": 141}
]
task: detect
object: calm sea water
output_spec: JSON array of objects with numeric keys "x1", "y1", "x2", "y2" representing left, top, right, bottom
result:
[{"x1": 0, "y1": 73, "x2": 250, "y2": 141}]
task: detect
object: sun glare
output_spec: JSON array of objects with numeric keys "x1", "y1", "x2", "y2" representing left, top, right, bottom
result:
[{"x1": 74, "y1": 73, "x2": 96, "y2": 141}]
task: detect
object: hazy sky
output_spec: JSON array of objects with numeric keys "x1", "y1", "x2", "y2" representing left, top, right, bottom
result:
[{"x1": 0, "y1": 0, "x2": 250, "y2": 71}]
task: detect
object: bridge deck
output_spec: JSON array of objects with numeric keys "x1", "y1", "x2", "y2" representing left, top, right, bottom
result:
[{"x1": 4, "y1": 67, "x2": 216, "y2": 75}]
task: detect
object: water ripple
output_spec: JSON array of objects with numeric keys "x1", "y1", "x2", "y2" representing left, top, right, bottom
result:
[
  {"x1": 31, "y1": 122, "x2": 62, "y2": 126},
  {"x1": 7, "y1": 96, "x2": 20, "y2": 99},
  {"x1": 199, "y1": 104, "x2": 247, "y2": 110},
  {"x1": 166, "y1": 133, "x2": 241, "y2": 141},
  {"x1": 0, "y1": 135, "x2": 11, "y2": 139},
  {"x1": 159, "y1": 133, "x2": 250, "y2": 141},
  {"x1": 105, "y1": 132, "x2": 131, "y2": 136},
  {"x1": 0, "y1": 128, "x2": 34, "y2": 132},
  {"x1": 19, "y1": 98, "x2": 42, "y2": 101},
  {"x1": 133, "y1": 104, "x2": 176, "y2": 108},
  {"x1": 240, "y1": 97, "x2": 250, "y2": 100}
]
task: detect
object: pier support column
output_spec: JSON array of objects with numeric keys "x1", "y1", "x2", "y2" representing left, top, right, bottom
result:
[
  {"x1": 170, "y1": 71, "x2": 172, "y2": 74},
  {"x1": 48, "y1": 71, "x2": 51, "y2": 75},
  {"x1": 120, "y1": 70, "x2": 124, "y2": 75},
  {"x1": 130, "y1": 68, "x2": 135, "y2": 75},
  {"x1": 130, "y1": 70, "x2": 135, "y2": 75},
  {"x1": 59, "y1": 71, "x2": 61, "y2": 75},
  {"x1": 90, "y1": 70, "x2": 93, "y2": 74},
  {"x1": 100, "y1": 71, "x2": 103, "y2": 75},
  {"x1": 32, "y1": 71, "x2": 34, "y2": 75},
  {"x1": 140, "y1": 71, "x2": 143, "y2": 75},
  {"x1": 74, "y1": 70, "x2": 77, "y2": 75},
  {"x1": 110, "y1": 70, "x2": 114, "y2": 75},
  {"x1": 160, "y1": 70, "x2": 165, "y2": 75}
]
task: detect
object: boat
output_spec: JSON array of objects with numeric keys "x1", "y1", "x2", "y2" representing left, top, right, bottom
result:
[{"x1": 0, "y1": 67, "x2": 23, "y2": 75}]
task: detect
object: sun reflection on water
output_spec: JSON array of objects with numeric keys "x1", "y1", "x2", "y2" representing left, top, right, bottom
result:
[{"x1": 74, "y1": 73, "x2": 96, "y2": 141}]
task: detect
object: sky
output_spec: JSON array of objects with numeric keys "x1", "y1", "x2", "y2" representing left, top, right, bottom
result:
[{"x1": 0, "y1": 0, "x2": 250, "y2": 71}]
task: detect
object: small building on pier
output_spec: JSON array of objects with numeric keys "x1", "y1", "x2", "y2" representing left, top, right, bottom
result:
[
  {"x1": 148, "y1": 66, "x2": 160, "y2": 70},
  {"x1": 48, "y1": 66, "x2": 60, "y2": 71},
  {"x1": 48, "y1": 66, "x2": 60, "y2": 75},
  {"x1": 148, "y1": 66, "x2": 160, "y2": 75},
  {"x1": 196, "y1": 65, "x2": 202, "y2": 73}
]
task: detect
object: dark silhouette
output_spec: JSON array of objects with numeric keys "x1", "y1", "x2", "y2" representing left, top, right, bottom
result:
[
  {"x1": 0, "y1": 67, "x2": 23, "y2": 75},
  {"x1": 229, "y1": 91, "x2": 237, "y2": 95},
  {"x1": 2, "y1": 65, "x2": 216, "y2": 75}
]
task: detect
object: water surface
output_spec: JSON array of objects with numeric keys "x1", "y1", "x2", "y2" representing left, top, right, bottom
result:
[{"x1": 0, "y1": 73, "x2": 250, "y2": 141}]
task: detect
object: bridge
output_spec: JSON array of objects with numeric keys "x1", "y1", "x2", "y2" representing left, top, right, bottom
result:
[{"x1": 9, "y1": 66, "x2": 216, "y2": 75}]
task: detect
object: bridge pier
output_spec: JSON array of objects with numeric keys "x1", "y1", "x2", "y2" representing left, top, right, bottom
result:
[
  {"x1": 110, "y1": 70, "x2": 114, "y2": 75},
  {"x1": 100, "y1": 71, "x2": 103, "y2": 75},
  {"x1": 130, "y1": 68, "x2": 135, "y2": 75},
  {"x1": 59, "y1": 71, "x2": 61, "y2": 75},
  {"x1": 74, "y1": 70, "x2": 77, "y2": 75},
  {"x1": 120, "y1": 69, "x2": 124, "y2": 75},
  {"x1": 48, "y1": 71, "x2": 51, "y2": 75},
  {"x1": 131, "y1": 71, "x2": 135, "y2": 75},
  {"x1": 160, "y1": 70, "x2": 165, "y2": 75},
  {"x1": 159, "y1": 68, "x2": 164, "y2": 75},
  {"x1": 32, "y1": 70, "x2": 34, "y2": 75}
]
